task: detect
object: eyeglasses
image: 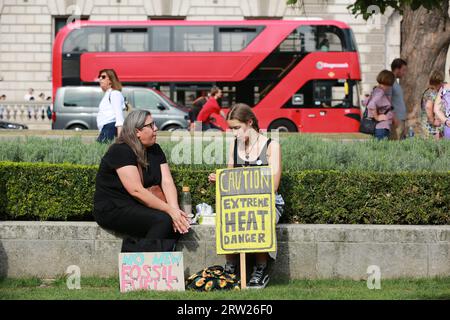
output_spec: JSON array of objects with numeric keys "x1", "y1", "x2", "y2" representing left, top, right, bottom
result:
[
  {"x1": 99, "y1": 75, "x2": 107, "y2": 80},
  {"x1": 141, "y1": 121, "x2": 156, "y2": 130}
]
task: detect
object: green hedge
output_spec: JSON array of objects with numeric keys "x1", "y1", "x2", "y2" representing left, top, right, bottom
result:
[
  {"x1": 2, "y1": 136, "x2": 450, "y2": 172},
  {"x1": 0, "y1": 161, "x2": 449, "y2": 224}
]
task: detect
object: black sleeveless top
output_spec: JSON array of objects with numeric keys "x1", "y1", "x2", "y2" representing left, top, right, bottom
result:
[{"x1": 233, "y1": 138, "x2": 272, "y2": 167}]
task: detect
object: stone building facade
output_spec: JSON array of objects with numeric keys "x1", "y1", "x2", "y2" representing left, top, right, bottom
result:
[{"x1": 0, "y1": 0, "x2": 445, "y2": 101}]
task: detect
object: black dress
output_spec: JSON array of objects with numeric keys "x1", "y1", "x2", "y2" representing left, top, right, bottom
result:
[{"x1": 93, "y1": 143, "x2": 179, "y2": 252}]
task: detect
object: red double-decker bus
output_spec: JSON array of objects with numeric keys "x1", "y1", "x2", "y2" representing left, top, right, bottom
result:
[{"x1": 53, "y1": 19, "x2": 362, "y2": 132}]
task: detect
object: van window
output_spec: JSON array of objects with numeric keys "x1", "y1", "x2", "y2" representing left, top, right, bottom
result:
[
  {"x1": 63, "y1": 89, "x2": 101, "y2": 107},
  {"x1": 134, "y1": 90, "x2": 162, "y2": 110}
]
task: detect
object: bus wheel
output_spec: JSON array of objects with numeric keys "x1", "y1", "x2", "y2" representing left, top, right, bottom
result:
[
  {"x1": 268, "y1": 119, "x2": 297, "y2": 132},
  {"x1": 68, "y1": 124, "x2": 87, "y2": 131}
]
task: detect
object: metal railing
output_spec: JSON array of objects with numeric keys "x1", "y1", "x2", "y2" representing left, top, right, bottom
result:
[{"x1": 0, "y1": 101, "x2": 53, "y2": 123}]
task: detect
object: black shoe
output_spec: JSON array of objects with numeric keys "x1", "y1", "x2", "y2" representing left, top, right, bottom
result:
[
  {"x1": 247, "y1": 264, "x2": 269, "y2": 289},
  {"x1": 224, "y1": 262, "x2": 237, "y2": 275}
]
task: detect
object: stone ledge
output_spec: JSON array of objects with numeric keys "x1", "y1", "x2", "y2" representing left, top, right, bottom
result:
[
  {"x1": 2, "y1": 222, "x2": 448, "y2": 243},
  {"x1": 0, "y1": 222, "x2": 449, "y2": 280}
]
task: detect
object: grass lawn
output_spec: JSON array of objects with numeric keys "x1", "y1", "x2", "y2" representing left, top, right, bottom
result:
[{"x1": 1, "y1": 277, "x2": 449, "y2": 300}]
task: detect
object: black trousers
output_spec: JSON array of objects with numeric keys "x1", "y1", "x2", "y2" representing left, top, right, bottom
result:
[{"x1": 94, "y1": 202, "x2": 180, "y2": 252}]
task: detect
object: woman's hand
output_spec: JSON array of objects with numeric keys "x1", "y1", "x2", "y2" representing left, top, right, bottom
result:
[
  {"x1": 208, "y1": 173, "x2": 216, "y2": 183},
  {"x1": 167, "y1": 207, "x2": 190, "y2": 234},
  {"x1": 433, "y1": 119, "x2": 441, "y2": 127},
  {"x1": 378, "y1": 114, "x2": 388, "y2": 121}
]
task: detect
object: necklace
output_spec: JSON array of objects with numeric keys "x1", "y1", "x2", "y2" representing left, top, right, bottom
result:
[{"x1": 245, "y1": 135, "x2": 259, "y2": 160}]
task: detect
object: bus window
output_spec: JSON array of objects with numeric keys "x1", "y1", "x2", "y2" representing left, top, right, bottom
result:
[
  {"x1": 285, "y1": 80, "x2": 355, "y2": 108},
  {"x1": 278, "y1": 28, "x2": 302, "y2": 52},
  {"x1": 173, "y1": 26, "x2": 214, "y2": 52},
  {"x1": 352, "y1": 81, "x2": 362, "y2": 108},
  {"x1": 279, "y1": 25, "x2": 345, "y2": 53},
  {"x1": 288, "y1": 81, "x2": 313, "y2": 107},
  {"x1": 217, "y1": 27, "x2": 261, "y2": 51},
  {"x1": 314, "y1": 80, "x2": 351, "y2": 108},
  {"x1": 278, "y1": 26, "x2": 315, "y2": 52},
  {"x1": 63, "y1": 27, "x2": 106, "y2": 53},
  {"x1": 299, "y1": 26, "x2": 316, "y2": 52},
  {"x1": 109, "y1": 28, "x2": 148, "y2": 52},
  {"x1": 315, "y1": 26, "x2": 344, "y2": 52},
  {"x1": 220, "y1": 86, "x2": 236, "y2": 108},
  {"x1": 151, "y1": 27, "x2": 170, "y2": 51},
  {"x1": 254, "y1": 85, "x2": 260, "y2": 105}
]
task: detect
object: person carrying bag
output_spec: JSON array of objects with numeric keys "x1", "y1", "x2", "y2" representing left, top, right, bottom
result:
[
  {"x1": 360, "y1": 94, "x2": 377, "y2": 135},
  {"x1": 362, "y1": 70, "x2": 396, "y2": 140}
]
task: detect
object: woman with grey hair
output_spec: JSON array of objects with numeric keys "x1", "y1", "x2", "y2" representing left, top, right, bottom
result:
[{"x1": 94, "y1": 110, "x2": 190, "y2": 252}]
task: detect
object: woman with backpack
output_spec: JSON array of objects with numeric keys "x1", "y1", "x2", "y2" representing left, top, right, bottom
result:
[
  {"x1": 366, "y1": 70, "x2": 396, "y2": 140},
  {"x1": 434, "y1": 68, "x2": 450, "y2": 140}
]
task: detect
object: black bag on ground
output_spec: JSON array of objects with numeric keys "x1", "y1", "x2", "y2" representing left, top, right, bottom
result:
[{"x1": 185, "y1": 265, "x2": 241, "y2": 291}]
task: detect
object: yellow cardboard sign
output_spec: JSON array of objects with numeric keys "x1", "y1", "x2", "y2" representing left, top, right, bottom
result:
[{"x1": 215, "y1": 166, "x2": 276, "y2": 254}]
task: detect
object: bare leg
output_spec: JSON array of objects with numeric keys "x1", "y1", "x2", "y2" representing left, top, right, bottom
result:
[
  {"x1": 224, "y1": 253, "x2": 239, "y2": 274},
  {"x1": 225, "y1": 253, "x2": 238, "y2": 264},
  {"x1": 227, "y1": 253, "x2": 269, "y2": 266}
]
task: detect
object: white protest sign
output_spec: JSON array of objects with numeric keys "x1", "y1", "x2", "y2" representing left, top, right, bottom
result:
[{"x1": 119, "y1": 252, "x2": 185, "y2": 292}]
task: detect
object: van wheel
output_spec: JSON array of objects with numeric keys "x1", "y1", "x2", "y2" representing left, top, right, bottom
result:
[
  {"x1": 68, "y1": 124, "x2": 87, "y2": 131},
  {"x1": 268, "y1": 119, "x2": 298, "y2": 132},
  {"x1": 164, "y1": 125, "x2": 182, "y2": 132}
]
